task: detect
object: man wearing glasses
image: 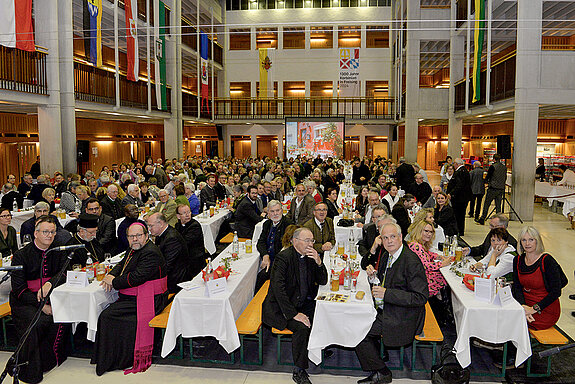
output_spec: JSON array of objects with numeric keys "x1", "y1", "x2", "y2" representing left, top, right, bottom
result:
[
  {"x1": 94, "y1": 222, "x2": 168, "y2": 375},
  {"x1": 303, "y1": 202, "x2": 335, "y2": 257},
  {"x1": 263, "y1": 227, "x2": 327, "y2": 384},
  {"x1": 355, "y1": 223, "x2": 428, "y2": 384},
  {"x1": 10, "y1": 215, "x2": 71, "y2": 384},
  {"x1": 20, "y1": 202, "x2": 71, "y2": 246}
]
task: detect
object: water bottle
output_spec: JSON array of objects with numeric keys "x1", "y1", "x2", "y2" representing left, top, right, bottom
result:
[
  {"x1": 232, "y1": 231, "x2": 239, "y2": 253},
  {"x1": 75, "y1": 199, "x2": 81, "y2": 214},
  {"x1": 86, "y1": 253, "x2": 94, "y2": 282},
  {"x1": 343, "y1": 257, "x2": 351, "y2": 290},
  {"x1": 12, "y1": 199, "x2": 18, "y2": 212},
  {"x1": 205, "y1": 257, "x2": 214, "y2": 281},
  {"x1": 348, "y1": 231, "x2": 355, "y2": 254}
]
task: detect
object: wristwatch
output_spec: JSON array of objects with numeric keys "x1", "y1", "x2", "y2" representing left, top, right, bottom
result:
[{"x1": 533, "y1": 303, "x2": 542, "y2": 314}]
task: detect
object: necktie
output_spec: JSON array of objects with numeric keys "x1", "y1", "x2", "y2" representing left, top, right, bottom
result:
[{"x1": 320, "y1": 221, "x2": 325, "y2": 233}]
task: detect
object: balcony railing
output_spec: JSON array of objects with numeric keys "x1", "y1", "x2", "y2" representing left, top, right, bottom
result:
[
  {"x1": 0, "y1": 46, "x2": 48, "y2": 95},
  {"x1": 454, "y1": 55, "x2": 516, "y2": 112},
  {"x1": 214, "y1": 97, "x2": 395, "y2": 120},
  {"x1": 74, "y1": 61, "x2": 171, "y2": 111},
  {"x1": 182, "y1": 92, "x2": 212, "y2": 119}
]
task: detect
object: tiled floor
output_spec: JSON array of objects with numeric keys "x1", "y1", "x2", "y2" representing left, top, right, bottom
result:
[{"x1": 2, "y1": 170, "x2": 573, "y2": 384}]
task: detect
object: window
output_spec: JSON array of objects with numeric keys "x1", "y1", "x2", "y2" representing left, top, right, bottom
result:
[
  {"x1": 338, "y1": 26, "x2": 361, "y2": 48},
  {"x1": 366, "y1": 26, "x2": 389, "y2": 48},
  {"x1": 311, "y1": 26, "x2": 333, "y2": 49},
  {"x1": 230, "y1": 29, "x2": 250, "y2": 50},
  {"x1": 256, "y1": 28, "x2": 278, "y2": 49},
  {"x1": 283, "y1": 27, "x2": 305, "y2": 49}
]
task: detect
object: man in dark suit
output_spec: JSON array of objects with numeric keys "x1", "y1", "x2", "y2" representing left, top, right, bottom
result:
[
  {"x1": 391, "y1": 194, "x2": 415, "y2": 238},
  {"x1": 213, "y1": 173, "x2": 228, "y2": 201},
  {"x1": 357, "y1": 208, "x2": 390, "y2": 259},
  {"x1": 99, "y1": 184, "x2": 123, "y2": 220},
  {"x1": 262, "y1": 227, "x2": 328, "y2": 384},
  {"x1": 85, "y1": 198, "x2": 118, "y2": 253},
  {"x1": 303, "y1": 202, "x2": 335, "y2": 256},
  {"x1": 462, "y1": 214, "x2": 517, "y2": 259},
  {"x1": 447, "y1": 158, "x2": 472, "y2": 236},
  {"x1": 145, "y1": 164, "x2": 168, "y2": 188},
  {"x1": 17, "y1": 173, "x2": 33, "y2": 198},
  {"x1": 395, "y1": 157, "x2": 415, "y2": 191},
  {"x1": 408, "y1": 173, "x2": 432, "y2": 205},
  {"x1": 286, "y1": 184, "x2": 315, "y2": 226},
  {"x1": 356, "y1": 223, "x2": 428, "y2": 384},
  {"x1": 255, "y1": 200, "x2": 292, "y2": 291},
  {"x1": 235, "y1": 185, "x2": 264, "y2": 238},
  {"x1": 352, "y1": 159, "x2": 371, "y2": 186},
  {"x1": 20, "y1": 202, "x2": 70, "y2": 245},
  {"x1": 175, "y1": 204, "x2": 206, "y2": 278},
  {"x1": 1, "y1": 183, "x2": 23, "y2": 210},
  {"x1": 148, "y1": 212, "x2": 190, "y2": 293},
  {"x1": 199, "y1": 174, "x2": 217, "y2": 212},
  {"x1": 28, "y1": 174, "x2": 50, "y2": 204}
]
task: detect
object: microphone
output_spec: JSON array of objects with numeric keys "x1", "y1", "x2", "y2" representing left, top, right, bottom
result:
[
  {"x1": 0, "y1": 266, "x2": 23, "y2": 271},
  {"x1": 538, "y1": 343, "x2": 575, "y2": 358},
  {"x1": 51, "y1": 244, "x2": 86, "y2": 251}
]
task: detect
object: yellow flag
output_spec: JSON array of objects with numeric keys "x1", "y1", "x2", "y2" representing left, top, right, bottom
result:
[{"x1": 259, "y1": 48, "x2": 274, "y2": 98}]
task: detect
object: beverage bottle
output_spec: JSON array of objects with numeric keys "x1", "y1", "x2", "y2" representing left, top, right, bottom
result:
[
  {"x1": 75, "y1": 199, "x2": 81, "y2": 214},
  {"x1": 348, "y1": 231, "x2": 355, "y2": 254},
  {"x1": 232, "y1": 231, "x2": 239, "y2": 253},
  {"x1": 343, "y1": 257, "x2": 351, "y2": 290},
  {"x1": 86, "y1": 253, "x2": 94, "y2": 281},
  {"x1": 205, "y1": 258, "x2": 214, "y2": 281},
  {"x1": 12, "y1": 199, "x2": 18, "y2": 212}
]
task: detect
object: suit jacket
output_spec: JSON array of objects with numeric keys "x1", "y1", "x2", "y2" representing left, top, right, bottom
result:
[
  {"x1": 262, "y1": 246, "x2": 328, "y2": 330},
  {"x1": 325, "y1": 199, "x2": 339, "y2": 219},
  {"x1": 199, "y1": 186, "x2": 216, "y2": 211},
  {"x1": 303, "y1": 217, "x2": 336, "y2": 255},
  {"x1": 175, "y1": 219, "x2": 206, "y2": 277},
  {"x1": 395, "y1": 163, "x2": 415, "y2": 190},
  {"x1": 152, "y1": 199, "x2": 178, "y2": 226},
  {"x1": 434, "y1": 205, "x2": 458, "y2": 237},
  {"x1": 155, "y1": 226, "x2": 190, "y2": 293},
  {"x1": 153, "y1": 167, "x2": 168, "y2": 188},
  {"x1": 256, "y1": 216, "x2": 293, "y2": 262},
  {"x1": 447, "y1": 165, "x2": 472, "y2": 204},
  {"x1": 408, "y1": 182, "x2": 432, "y2": 205},
  {"x1": 286, "y1": 194, "x2": 315, "y2": 226},
  {"x1": 371, "y1": 245, "x2": 428, "y2": 347},
  {"x1": 28, "y1": 184, "x2": 49, "y2": 205},
  {"x1": 121, "y1": 194, "x2": 144, "y2": 209},
  {"x1": 100, "y1": 196, "x2": 124, "y2": 220},
  {"x1": 391, "y1": 204, "x2": 411, "y2": 238},
  {"x1": 358, "y1": 222, "x2": 379, "y2": 260},
  {"x1": 97, "y1": 213, "x2": 118, "y2": 253},
  {"x1": 214, "y1": 183, "x2": 227, "y2": 201},
  {"x1": 235, "y1": 197, "x2": 264, "y2": 238},
  {"x1": 1, "y1": 191, "x2": 23, "y2": 210}
]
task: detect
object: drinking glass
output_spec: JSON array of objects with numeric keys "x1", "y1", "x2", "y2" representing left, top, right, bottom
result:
[{"x1": 22, "y1": 234, "x2": 32, "y2": 248}]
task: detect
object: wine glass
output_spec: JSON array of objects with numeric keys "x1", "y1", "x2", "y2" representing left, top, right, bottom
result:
[
  {"x1": 22, "y1": 234, "x2": 32, "y2": 248},
  {"x1": 104, "y1": 253, "x2": 112, "y2": 264}
]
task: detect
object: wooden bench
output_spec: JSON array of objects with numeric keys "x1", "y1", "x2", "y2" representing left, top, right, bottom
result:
[
  {"x1": 0, "y1": 302, "x2": 11, "y2": 347},
  {"x1": 220, "y1": 233, "x2": 250, "y2": 244},
  {"x1": 411, "y1": 302, "x2": 444, "y2": 372},
  {"x1": 272, "y1": 327, "x2": 294, "y2": 365},
  {"x1": 235, "y1": 280, "x2": 269, "y2": 365},
  {"x1": 148, "y1": 294, "x2": 183, "y2": 359},
  {"x1": 526, "y1": 326, "x2": 569, "y2": 377}
]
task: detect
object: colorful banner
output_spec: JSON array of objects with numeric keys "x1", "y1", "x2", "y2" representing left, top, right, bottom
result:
[
  {"x1": 339, "y1": 48, "x2": 360, "y2": 97},
  {"x1": 258, "y1": 48, "x2": 274, "y2": 98},
  {"x1": 83, "y1": 0, "x2": 103, "y2": 67},
  {"x1": 125, "y1": 0, "x2": 139, "y2": 81},
  {"x1": 472, "y1": 0, "x2": 486, "y2": 103},
  {"x1": 0, "y1": 0, "x2": 35, "y2": 51},
  {"x1": 200, "y1": 32, "x2": 209, "y2": 113},
  {"x1": 153, "y1": 0, "x2": 167, "y2": 110}
]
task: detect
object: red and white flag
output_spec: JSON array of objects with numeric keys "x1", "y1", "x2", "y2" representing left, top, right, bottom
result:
[
  {"x1": 124, "y1": 0, "x2": 139, "y2": 81},
  {"x1": 0, "y1": 0, "x2": 35, "y2": 51}
]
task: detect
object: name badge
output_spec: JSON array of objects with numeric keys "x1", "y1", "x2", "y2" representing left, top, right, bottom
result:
[
  {"x1": 66, "y1": 271, "x2": 88, "y2": 288},
  {"x1": 205, "y1": 277, "x2": 227, "y2": 297}
]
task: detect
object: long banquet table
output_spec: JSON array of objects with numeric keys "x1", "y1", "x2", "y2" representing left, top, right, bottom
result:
[
  {"x1": 440, "y1": 265, "x2": 531, "y2": 368},
  {"x1": 160, "y1": 242, "x2": 259, "y2": 357},
  {"x1": 194, "y1": 209, "x2": 231, "y2": 254}
]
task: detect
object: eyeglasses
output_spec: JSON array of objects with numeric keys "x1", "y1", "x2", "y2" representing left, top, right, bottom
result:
[
  {"x1": 295, "y1": 238, "x2": 315, "y2": 244},
  {"x1": 37, "y1": 230, "x2": 57, "y2": 236},
  {"x1": 314, "y1": 208, "x2": 327, "y2": 212},
  {"x1": 127, "y1": 233, "x2": 146, "y2": 239},
  {"x1": 0, "y1": 214, "x2": 12, "y2": 219}
]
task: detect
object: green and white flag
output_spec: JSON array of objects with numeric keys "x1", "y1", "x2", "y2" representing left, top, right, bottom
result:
[{"x1": 154, "y1": 0, "x2": 167, "y2": 110}]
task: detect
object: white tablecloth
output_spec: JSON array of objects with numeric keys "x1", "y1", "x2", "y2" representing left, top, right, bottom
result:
[
  {"x1": 194, "y1": 209, "x2": 230, "y2": 254},
  {"x1": 336, "y1": 188, "x2": 357, "y2": 208},
  {"x1": 308, "y1": 252, "x2": 376, "y2": 365},
  {"x1": 11, "y1": 210, "x2": 74, "y2": 233},
  {"x1": 51, "y1": 280, "x2": 119, "y2": 342},
  {"x1": 333, "y1": 216, "x2": 363, "y2": 245},
  {"x1": 160, "y1": 243, "x2": 260, "y2": 357},
  {"x1": 440, "y1": 266, "x2": 531, "y2": 368}
]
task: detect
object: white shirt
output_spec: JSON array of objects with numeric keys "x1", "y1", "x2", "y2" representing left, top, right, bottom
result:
[
  {"x1": 477, "y1": 244, "x2": 516, "y2": 279},
  {"x1": 558, "y1": 169, "x2": 575, "y2": 186},
  {"x1": 383, "y1": 194, "x2": 399, "y2": 210},
  {"x1": 388, "y1": 244, "x2": 403, "y2": 268},
  {"x1": 314, "y1": 217, "x2": 325, "y2": 231}
]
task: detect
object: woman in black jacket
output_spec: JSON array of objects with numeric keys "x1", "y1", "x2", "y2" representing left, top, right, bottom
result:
[
  {"x1": 434, "y1": 191, "x2": 459, "y2": 237},
  {"x1": 325, "y1": 188, "x2": 341, "y2": 219}
]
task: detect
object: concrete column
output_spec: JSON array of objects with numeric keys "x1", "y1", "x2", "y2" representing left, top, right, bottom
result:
[
  {"x1": 305, "y1": 25, "x2": 310, "y2": 50},
  {"x1": 164, "y1": 120, "x2": 179, "y2": 159},
  {"x1": 35, "y1": 0, "x2": 63, "y2": 175},
  {"x1": 278, "y1": 26, "x2": 284, "y2": 50},
  {"x1": 448, "y1": 3, "x2": 465, "y2": 159},
  {"x1": 403, "y1": 0, "x2": 420, "y2": 163},
  {"x1": 251, "y1": 27, "x2": 256, "y2": 51},
  {"x1": 360, "y1": 24, "x2": 366, "y2": 49},
  {"x1": 387, "y1": 125, "x2": 394, "y2": 161},
  {"x1": 251, "y1": 134, "x2": 257, "y2": 158},
  {"x1": 359, "y1": 134, "x2": 366, "y2": 159},
  {"x1": 57, "y1": 0, "x2": 77, "y2": 174},
  {"x1": 278, "y1": 134, "x2": 284, "y2": 159},
  {"x1": 510, "y1": 0, "x2": 543, "y2": 222},
  {"x1": 224, "y1": 125, "x2": 232, "y2": 157},
  {"x1": 165, "y1": 0, "x2": 183, "y2": 159}
]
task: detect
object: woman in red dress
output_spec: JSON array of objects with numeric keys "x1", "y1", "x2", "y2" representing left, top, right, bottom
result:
[{"x1": 512, "y1": 226, "x2": 564, "y2": 330}]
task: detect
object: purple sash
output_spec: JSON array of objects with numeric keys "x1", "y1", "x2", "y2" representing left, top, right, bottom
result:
[
  {"x1": 26, "y1": 277, "x2": 52, "y2": 293},
  {"x1": 119, "y1": 277, "x2": 167, "y2": 374}
]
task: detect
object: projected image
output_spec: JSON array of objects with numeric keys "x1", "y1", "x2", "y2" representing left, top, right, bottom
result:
[{"x1": 285, "y1": 120, "x2": 344, "y2": 159}]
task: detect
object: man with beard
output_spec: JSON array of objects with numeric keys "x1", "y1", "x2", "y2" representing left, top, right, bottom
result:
[
  {"x1": 10, "y1": 216, "x2": 71, "y2": 384},
  {"x1": 65, "y1": 213, "x2": 103, "y2": 265},
  {"x1": 92, "y1": 222, "x2": 168, "y2": 375}
]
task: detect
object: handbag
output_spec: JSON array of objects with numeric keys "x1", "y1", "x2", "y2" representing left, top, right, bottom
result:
[
  {"x1": 337, "y1": 219, "x2": 355, "y2": 227},
  {"x1": 431, "y1": 343, "x2": 470, "y2": 384}
]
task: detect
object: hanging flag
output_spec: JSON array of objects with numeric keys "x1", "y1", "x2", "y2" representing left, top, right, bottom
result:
[
  {"x1": 472, "y1": 0, "x2": 486, "y2": 103},
  {"x1": 153, "y1": 0, "x2": 167, "y2": 110},
  {"x1": 0, "y1": 0, "x2": 35, "y2": 52},
  {"x1": 258, "y1": 48, "x2": 274, "y2": 98},
  {"x1": 200, "y1": 32, "x2": 210, "y2": 113},
  {"x1": 83, "y1": 0, "x2": 103, "y2": 67},
  {"x1": 339, "y1": 48, "x2": 360, "y2": 97},
  {"x1": 125, "y1": 0, "x2": 139, "y2": 81}
]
